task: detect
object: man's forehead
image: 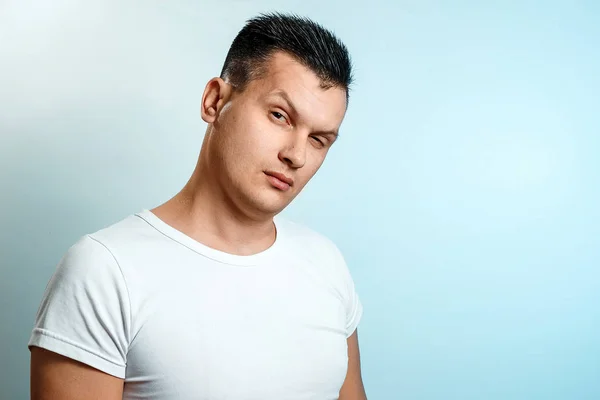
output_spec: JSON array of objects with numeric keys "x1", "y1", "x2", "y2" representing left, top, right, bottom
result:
[
  {"x1": 256, "y1": 53, "x2": 321, "y2": 90},
  {"x1": 257, "y1": 56, "x2": 346, "y2": 105},
  {"x1": 263, "y1": 51, "x2": 309, "y2": 73}
]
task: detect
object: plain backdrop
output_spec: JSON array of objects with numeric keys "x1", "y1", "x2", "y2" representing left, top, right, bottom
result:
[{"x1": 1, "y1": 1, "x2": 599, "y2": 399}]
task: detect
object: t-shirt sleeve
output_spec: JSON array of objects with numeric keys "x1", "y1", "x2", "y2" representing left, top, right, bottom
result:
[
  {"x1": 330, "y1": 244, "x2": 363, "y2": 338},
  {"x1": 28, "y1": 234, "x2": 131, "y2": 379},
  {"x1": 344, "y1": 273, "x2": 363, "y2": 338}
]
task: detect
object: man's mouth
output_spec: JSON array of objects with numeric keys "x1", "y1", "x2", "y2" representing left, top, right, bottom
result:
[{"x1": 264, "y1": 171, "x2": 293, "y2": 191}]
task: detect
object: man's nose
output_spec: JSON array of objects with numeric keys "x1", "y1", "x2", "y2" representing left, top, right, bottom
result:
[{"x1": 278, "y1": 135, "x2": 307, "y2": 169}]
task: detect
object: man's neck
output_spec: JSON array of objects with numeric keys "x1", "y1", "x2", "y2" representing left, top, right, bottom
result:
[{"x1": 151, "y1": 173, "x2": 277, "y2": 257}]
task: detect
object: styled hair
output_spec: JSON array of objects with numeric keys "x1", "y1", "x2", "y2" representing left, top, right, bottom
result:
[{"x1": 220, "y1": 12, "x2": 353, "y2": 100}]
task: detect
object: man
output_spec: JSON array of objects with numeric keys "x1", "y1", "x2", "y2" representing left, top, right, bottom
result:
[{"x1": 29, "y1": 12, "x2": 366, "y2": 400}]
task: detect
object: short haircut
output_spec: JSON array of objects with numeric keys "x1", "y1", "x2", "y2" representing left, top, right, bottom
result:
[{"x1": 220, "y1": 12, "x2": 353, "y2": 101}]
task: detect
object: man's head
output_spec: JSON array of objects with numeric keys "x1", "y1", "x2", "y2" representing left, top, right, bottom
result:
[
  {"x1": 220, "y1": 13, "x2": 353, "y2": 103},
  {"x1": 198, "y1": 13, "x2": 353, "y2": 217}
]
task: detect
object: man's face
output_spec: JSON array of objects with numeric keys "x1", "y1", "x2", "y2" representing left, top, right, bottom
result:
[{"x1": 206, "y1": 51, "x2": 348, "y2": 216}]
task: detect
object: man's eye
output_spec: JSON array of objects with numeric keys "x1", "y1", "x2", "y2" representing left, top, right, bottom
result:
[
  {"x1": 271, "y1": 111, "x2": 285, "y2": 121},
  {"x1": 311, "y1": 136, "x2": 325, "y2": 146}
]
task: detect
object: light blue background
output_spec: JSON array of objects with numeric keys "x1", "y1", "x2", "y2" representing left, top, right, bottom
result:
[{"x1": 1, "y1": 1, "x2": 599, "y2": 399}]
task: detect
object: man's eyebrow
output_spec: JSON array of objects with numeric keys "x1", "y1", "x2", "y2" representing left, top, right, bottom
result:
[
  {"x1": 268, "y1": 90, "x2": 339, "y2": 138},
  {"x1": 313, "y1": 129, "x2": 339, "y2": 138},
  {"x1": 269, "y1": 90, "x2": 298, "y2": 116}
]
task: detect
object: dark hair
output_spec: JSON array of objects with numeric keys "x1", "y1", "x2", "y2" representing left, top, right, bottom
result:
[{"x1": 220, "y1": 12, "x2": 353, "y2": 101}]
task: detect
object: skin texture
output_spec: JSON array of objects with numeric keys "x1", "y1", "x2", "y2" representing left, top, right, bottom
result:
[
  {"x1": 30, "y1": 51, "x2": 366, "y2": 399},
  {"x1": 340, "y1": 330, "x2": 368, "y2": 400}
]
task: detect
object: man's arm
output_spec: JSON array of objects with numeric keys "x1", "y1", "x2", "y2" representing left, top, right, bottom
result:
[
  {"x1": 28, "y1": 235, "x2": 130, "y2": 399},
  {"x1": 339, "y1": 329, "x2": 367, "y2": 400},
  {"x1": 30, "y1": 347, "x2": 124, "y2": 400}
]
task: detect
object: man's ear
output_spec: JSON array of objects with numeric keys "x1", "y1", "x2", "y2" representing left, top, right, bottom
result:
[{"x1": 200, "y1": 77, "x2": 233, "y2": 123}]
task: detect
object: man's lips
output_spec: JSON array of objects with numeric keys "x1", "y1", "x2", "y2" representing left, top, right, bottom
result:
[{"x1": 264, "y1": 171, "x2": 294, "y2": 191}]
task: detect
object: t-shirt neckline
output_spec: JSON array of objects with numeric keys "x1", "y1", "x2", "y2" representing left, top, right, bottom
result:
[{"x1": 135, "y1": 209, "x2": 283, "y2": 267}]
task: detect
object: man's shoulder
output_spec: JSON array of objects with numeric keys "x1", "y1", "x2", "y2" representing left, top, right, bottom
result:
[
  {"x1": 48, "y1": 211, "x2": 151, "y2": 286},
  {"x1": 275, "y1": 216, "x2": 344, "y2": 260},
  {"x1": 62, "y1": 210, "x2": 164, "y2": 265},
  {"x1": 87, "y1": 210, "x2": 152, "y2": 246},
  {"x1": 275, "y1": 217, "x2": 356, "y2": 300}
]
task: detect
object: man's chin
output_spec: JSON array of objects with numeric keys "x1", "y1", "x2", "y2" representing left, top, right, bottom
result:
[{"x1": 251, "y1": 193, "x2": 294, "y2": 216}]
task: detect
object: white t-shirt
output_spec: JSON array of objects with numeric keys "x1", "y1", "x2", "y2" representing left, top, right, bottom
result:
[{"x1": 29, "y1": 210, "x2": 363, "y2": 399}]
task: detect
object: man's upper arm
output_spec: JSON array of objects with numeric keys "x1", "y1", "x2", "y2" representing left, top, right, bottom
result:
[
  {"x1": 339, "y1": 329, "x2": 367, "y2": 400},
  {"x1": 325, "y1": 239, "x2": 366, "y2": 398},
  {"x1": 30, "y1": 347, "x2": 124, "y2": 400},
  {"x1": 28, "y1": 235, "x2": 131, "y2": 398}
]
